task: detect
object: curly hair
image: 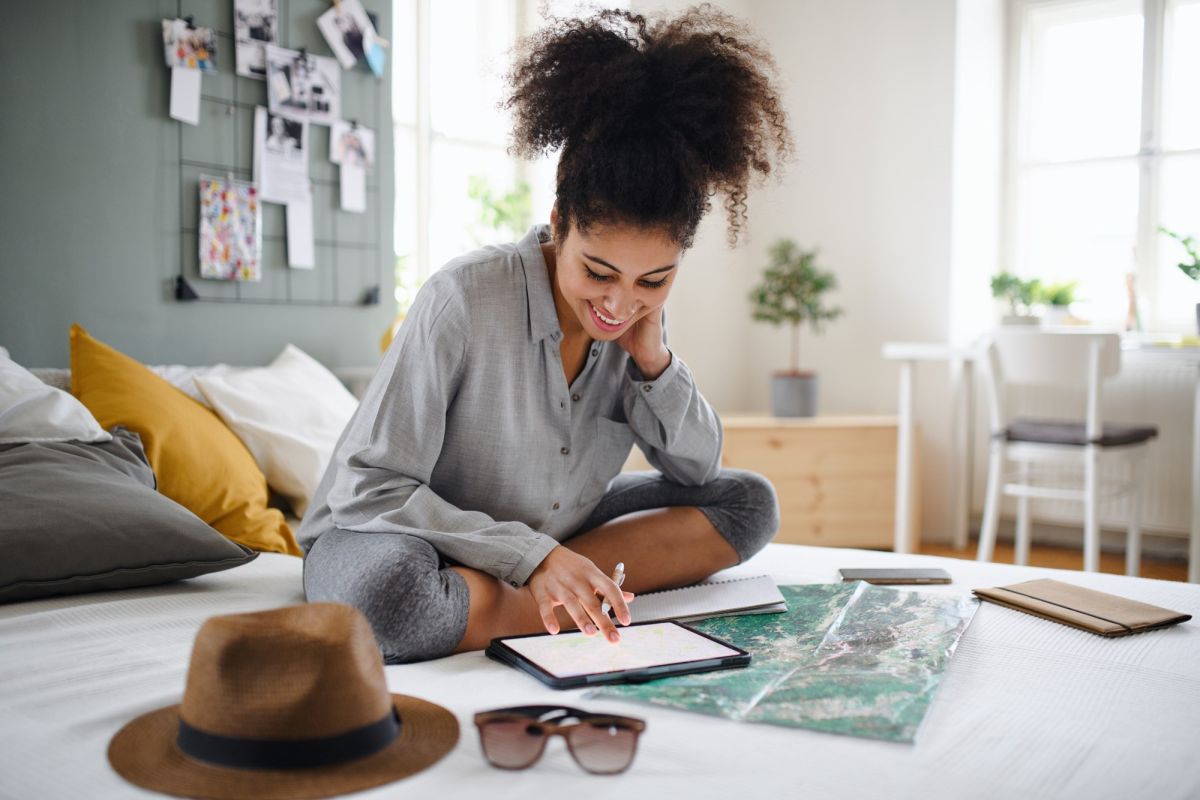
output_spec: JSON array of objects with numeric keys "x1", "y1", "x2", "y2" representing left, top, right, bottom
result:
[{"x1": 504, "y1": 4, "x2": 792, "y2": 248}]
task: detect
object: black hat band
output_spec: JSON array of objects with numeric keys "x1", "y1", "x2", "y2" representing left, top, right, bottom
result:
[{"x1": 176, "y1": 708, "x2": 401, "y2": 770}]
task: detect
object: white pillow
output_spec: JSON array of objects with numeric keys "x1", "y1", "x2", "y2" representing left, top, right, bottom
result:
[
  {"x1": 194, "y1": 344, "x2": 359, "y2": 518},
  {"x1": 0, "y1": 353, "x2": 111, "y2": 444},
  {"x1": 151, "y1": 364, "x2": 242, "y2": 408}
]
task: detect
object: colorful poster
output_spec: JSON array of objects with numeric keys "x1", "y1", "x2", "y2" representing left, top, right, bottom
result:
[
  {"x1": 162, "y1": 18, "x2": 217, "y2": 72},
  {"x1": 198, "y1": 176, "x2": 262, "y2": 281}
]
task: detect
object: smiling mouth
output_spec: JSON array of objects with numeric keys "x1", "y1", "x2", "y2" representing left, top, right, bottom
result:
[{"x1": 588, "y1": 301, "x2": 629, "y2": 331}]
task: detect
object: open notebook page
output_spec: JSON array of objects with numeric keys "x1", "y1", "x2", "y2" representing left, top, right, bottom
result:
[{"x1": 627, "y1": 575, "x2": 786, "y2": 624}]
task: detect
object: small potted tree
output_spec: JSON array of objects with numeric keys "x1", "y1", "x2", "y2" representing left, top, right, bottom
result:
[
  {"x1": 991, "y1": 271, "x2": 1042, "y2": 325},
  {"x1": 1036, "y1": 280, "x2": 1078, "y2": 325},
  {"x1": 749, "y1": 240, "x2": 843, "y2": 417}
]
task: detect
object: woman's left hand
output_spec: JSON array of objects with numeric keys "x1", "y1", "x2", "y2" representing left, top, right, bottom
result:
[{"x1": 617, "y1": 306, "x2": 671, "y2": 380}]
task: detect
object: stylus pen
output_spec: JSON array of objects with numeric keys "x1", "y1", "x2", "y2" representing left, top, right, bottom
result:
[{"x1": 600, "y1": 562, "x2": 625, "y2": 618}]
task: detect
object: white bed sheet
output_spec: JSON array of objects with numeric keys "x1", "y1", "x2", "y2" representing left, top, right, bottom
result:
[{"x1": 2, "y1": 544, "x2": 1198, "y2": 800}]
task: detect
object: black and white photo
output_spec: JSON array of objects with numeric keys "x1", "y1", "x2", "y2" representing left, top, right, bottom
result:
[
  {"x1": 316, "y1": 0, "x2": 378, "y2": 69},
  {"x1": 265, "y1": 45, "x2": 341, "y2": 127},
  {"x1": 265, "y1": 112, "x2": 303, "y2": 158},
  {"x1": 234, "y1": 0, "x2": 278, "y2": 79},
  {"x1": 254, "y1": 106, "x2": 309, "y2": 205}
]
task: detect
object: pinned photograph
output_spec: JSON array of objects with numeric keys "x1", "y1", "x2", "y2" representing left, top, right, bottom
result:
[
  {"x1": 162, "y1": 18, "x2": 217, "y2": 72},
  {"x1": 329, "y1": 121, "x2": 375, "y2": 167},
  {"x1": 234, "y1": 0, "x2": 279, "y2": 79},
  {"x1": 254, "y1": 106, "x2": 310, "y2": 205},
  {"x1": 265, "y1": 45, "x2": 341, "y2": 127},
  {"x1": 265, "y1": 112, "x2": 304, "y2": 158},
  {"x1": 316, "y1": 0, "x2": 378, "y2": 69},
  {"x1": 198, "y1": 176, "x2": 261, "y2": 281}
]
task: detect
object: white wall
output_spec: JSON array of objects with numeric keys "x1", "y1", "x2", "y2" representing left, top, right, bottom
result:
[{"x1": 633, "y1": 0, "x2": 1005, "y2": 542}]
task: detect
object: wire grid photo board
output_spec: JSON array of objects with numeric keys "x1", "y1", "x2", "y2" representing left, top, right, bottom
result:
[{"x1": 172, "y1": 0, "x2": 386, "y2": 306}]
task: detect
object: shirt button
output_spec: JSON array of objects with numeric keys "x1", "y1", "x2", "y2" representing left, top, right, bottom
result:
[
  {"x1": 552, "y1": 502, "x2": 560, "y2": 510},
  {"x1": 560, "y1": 447, "x2": 570, "y2": 455},
  {"x1": 572, "y1": 393, "x2": 580, "y2": 402},
  {"x1": 643, "y1": 384, "x2": 652, "y2": 392},
  {"x1": 510, "y1": 580, "x2": 518, "y2": 587},
  {"x1": 591, "y1": 349, "x2": 599, "y2": 357},
  {"x1": 559, "y1": 400, "x2": 565, "y2": 409}
]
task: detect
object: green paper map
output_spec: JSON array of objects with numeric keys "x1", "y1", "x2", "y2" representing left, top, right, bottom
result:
[{"x1": 590, "y1": 583, "x2": 979, "y2": 743}]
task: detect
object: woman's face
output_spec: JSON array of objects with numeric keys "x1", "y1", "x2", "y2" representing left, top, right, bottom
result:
[{"x1": 549, "y1": 212, "x2": 682, "y2": 341}]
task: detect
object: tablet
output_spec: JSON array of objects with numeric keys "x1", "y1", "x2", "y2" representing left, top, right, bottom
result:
[
  {"x1": 485, "y1": 621, "x2": 751, "y2": 689},
  {"x1": 838, "y1": 567, "x2": 952, "y2": 585}
]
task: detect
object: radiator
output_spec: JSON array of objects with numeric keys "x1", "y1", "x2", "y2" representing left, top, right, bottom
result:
[{"x1": 970, "y1": 350, "x2": 1196, "y2": 537}]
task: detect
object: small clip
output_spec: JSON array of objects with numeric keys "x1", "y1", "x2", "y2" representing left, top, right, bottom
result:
[
  {"x1": 183, "y1": 15, "x2": 195, "y2": 29},
  {"x1": 350, "y1": 119, "x2": 358, "y2": 130}
]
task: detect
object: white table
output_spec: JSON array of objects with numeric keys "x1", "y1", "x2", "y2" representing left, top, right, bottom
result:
[{"x1": 882, "y1": 342, "x2": 977, "y2": 554}]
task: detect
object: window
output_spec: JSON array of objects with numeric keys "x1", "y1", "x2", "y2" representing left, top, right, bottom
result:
[
  {"x1": 1007, "y1": 0, "x2": 1200, "y2": 331},
  {"x1": 392, "y1": 0, "x2": 600, "y2": 311}
]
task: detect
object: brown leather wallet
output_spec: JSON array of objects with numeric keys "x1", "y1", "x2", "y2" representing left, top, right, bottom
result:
[{"x1": 973, "y1": 578, "x2": 1192, "y2": 637}]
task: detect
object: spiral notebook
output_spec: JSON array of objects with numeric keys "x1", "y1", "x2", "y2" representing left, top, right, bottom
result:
[{"x1": 628, "y1": 575, "x2": 787, "y2": 624}]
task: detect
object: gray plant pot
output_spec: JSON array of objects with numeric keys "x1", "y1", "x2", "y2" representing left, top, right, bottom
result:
[{"x1": 772, "y1": 372, "x2": 818, "y2": 417}]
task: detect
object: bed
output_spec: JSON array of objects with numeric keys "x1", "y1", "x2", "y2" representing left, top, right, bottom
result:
[{"x1": 2, "y1": 542, "x2": 1198, "y2": 799}]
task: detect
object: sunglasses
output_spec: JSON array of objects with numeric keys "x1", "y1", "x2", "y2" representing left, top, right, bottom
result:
[{"x1": 474, "y1": 705, "x2": 646, "y2": 775}]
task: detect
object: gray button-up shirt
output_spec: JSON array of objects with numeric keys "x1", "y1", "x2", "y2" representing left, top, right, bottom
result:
[{"x1": 299, "y1": 225, "x2": 723, "y2": 586}]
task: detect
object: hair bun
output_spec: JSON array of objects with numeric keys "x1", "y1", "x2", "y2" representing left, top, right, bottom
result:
[{"x1": 505, "y1": 5, "x2": 792, "y2": 247}]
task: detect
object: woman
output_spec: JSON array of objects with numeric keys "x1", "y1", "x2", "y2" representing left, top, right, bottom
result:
[{"x1": 300, "y1": 7, "x2": 792, "y2": 663}]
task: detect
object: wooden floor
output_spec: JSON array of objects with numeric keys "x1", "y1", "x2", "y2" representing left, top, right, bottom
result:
[{"x1": 918, "y1": 539, "x2": 1189, "y2": 583}]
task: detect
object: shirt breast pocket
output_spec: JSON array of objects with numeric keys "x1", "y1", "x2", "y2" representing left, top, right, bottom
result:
[{"x1": 580, "y1": 417, "x2": 637, "y2": 507}]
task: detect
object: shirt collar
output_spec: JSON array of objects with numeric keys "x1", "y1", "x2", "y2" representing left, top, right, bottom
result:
[{"x1": 518, "y1": 224, "x2": 563, "y2": 343}]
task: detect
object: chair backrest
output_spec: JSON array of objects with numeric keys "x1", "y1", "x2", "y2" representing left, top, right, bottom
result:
[{"x1": 982, "y1": 329, "x2": 1122, "y2": 439}]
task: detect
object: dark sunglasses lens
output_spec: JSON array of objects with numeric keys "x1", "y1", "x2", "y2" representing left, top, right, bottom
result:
[
  {"x1": 567, "y1": 722, "x2": 639, "y2": 774},
  {"x1": 479, "y1": 720, "x2": 546, "y2": 769}
]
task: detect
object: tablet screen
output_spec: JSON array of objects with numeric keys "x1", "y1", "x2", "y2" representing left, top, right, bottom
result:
[{"x1": 499, "y1": 622, "x2": 742, "y2": 679}]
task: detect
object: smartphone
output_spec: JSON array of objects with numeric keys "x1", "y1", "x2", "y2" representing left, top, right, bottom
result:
[{"x1": 838, "y1": 568, "x2": 952, "y2": 585}]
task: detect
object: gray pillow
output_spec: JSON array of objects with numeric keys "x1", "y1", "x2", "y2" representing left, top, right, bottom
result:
[{"x1": 0, "y1": 427, "x2": 257, "y2": 603}]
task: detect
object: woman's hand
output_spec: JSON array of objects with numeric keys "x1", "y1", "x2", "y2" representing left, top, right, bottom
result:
[
  {"x1": 528, "y1": 546, "x2": 634, "y2": 642},
  {"x1": 616, "y1": 306, "x2": 671, "y2": 380}
]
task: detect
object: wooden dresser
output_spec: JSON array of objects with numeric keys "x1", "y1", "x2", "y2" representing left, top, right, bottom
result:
[{"x1": 623, "y1": 414, "x2": 918, "y2": 550}]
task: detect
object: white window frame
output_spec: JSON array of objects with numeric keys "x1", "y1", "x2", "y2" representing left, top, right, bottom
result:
[
  {"x1": 394, "y1": 0, "x2": 536, "y2": 286},
  {"x1": 1003, "y1": 0, "x2": 1199, "y2": 331}
]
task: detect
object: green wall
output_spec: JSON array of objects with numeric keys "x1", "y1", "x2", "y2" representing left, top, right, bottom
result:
[{"x1": 0, "y1": 0, "x2": 395, "y2": 369}]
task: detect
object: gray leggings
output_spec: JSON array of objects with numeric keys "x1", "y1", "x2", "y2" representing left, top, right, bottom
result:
[{"x1": 303, "y1": 469, "x2": 779, "y2": 664}]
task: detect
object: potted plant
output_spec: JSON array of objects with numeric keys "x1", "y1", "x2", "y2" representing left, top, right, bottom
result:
[
  {"x1": 1036, "y1": 280, "x2": 1078, "y2": 325},
  {"x1": 749, "y1": 240, "x2": 843, "y2": 417},
  {"x1": 1159, "y1": 226, "x2": 1200, "y2": 333},
  {"x1": 991, "y1": 271, "x2": 1042, "y2": 325}
]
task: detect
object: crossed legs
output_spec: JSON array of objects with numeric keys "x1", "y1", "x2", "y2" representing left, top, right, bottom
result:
[{"x1": 303, "y1": 469, "x2": 779, "y2": 663}]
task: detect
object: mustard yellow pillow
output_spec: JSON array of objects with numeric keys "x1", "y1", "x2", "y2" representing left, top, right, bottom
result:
[{"x1": 69, "y1": 325, "x2": 300, "y2": 556}]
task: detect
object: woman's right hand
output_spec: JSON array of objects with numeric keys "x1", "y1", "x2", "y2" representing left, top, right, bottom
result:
[{"x1": 527, "y1": 546, "x2": 634, "y2": 642}]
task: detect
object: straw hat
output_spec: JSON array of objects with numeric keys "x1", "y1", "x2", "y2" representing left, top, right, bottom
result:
[{"x1": 108, "y1": 603, "x2": 459, "y2": 800}]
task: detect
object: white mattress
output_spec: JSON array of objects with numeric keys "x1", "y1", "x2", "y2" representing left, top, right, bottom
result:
[{"x1": 2, "y1": 544, "x2": 1198, "y2": 800}]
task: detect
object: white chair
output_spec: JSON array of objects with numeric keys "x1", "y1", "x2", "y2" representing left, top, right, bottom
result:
[{"x1": 976, "y1": 329, "x2": 1157, "y2": 575}]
